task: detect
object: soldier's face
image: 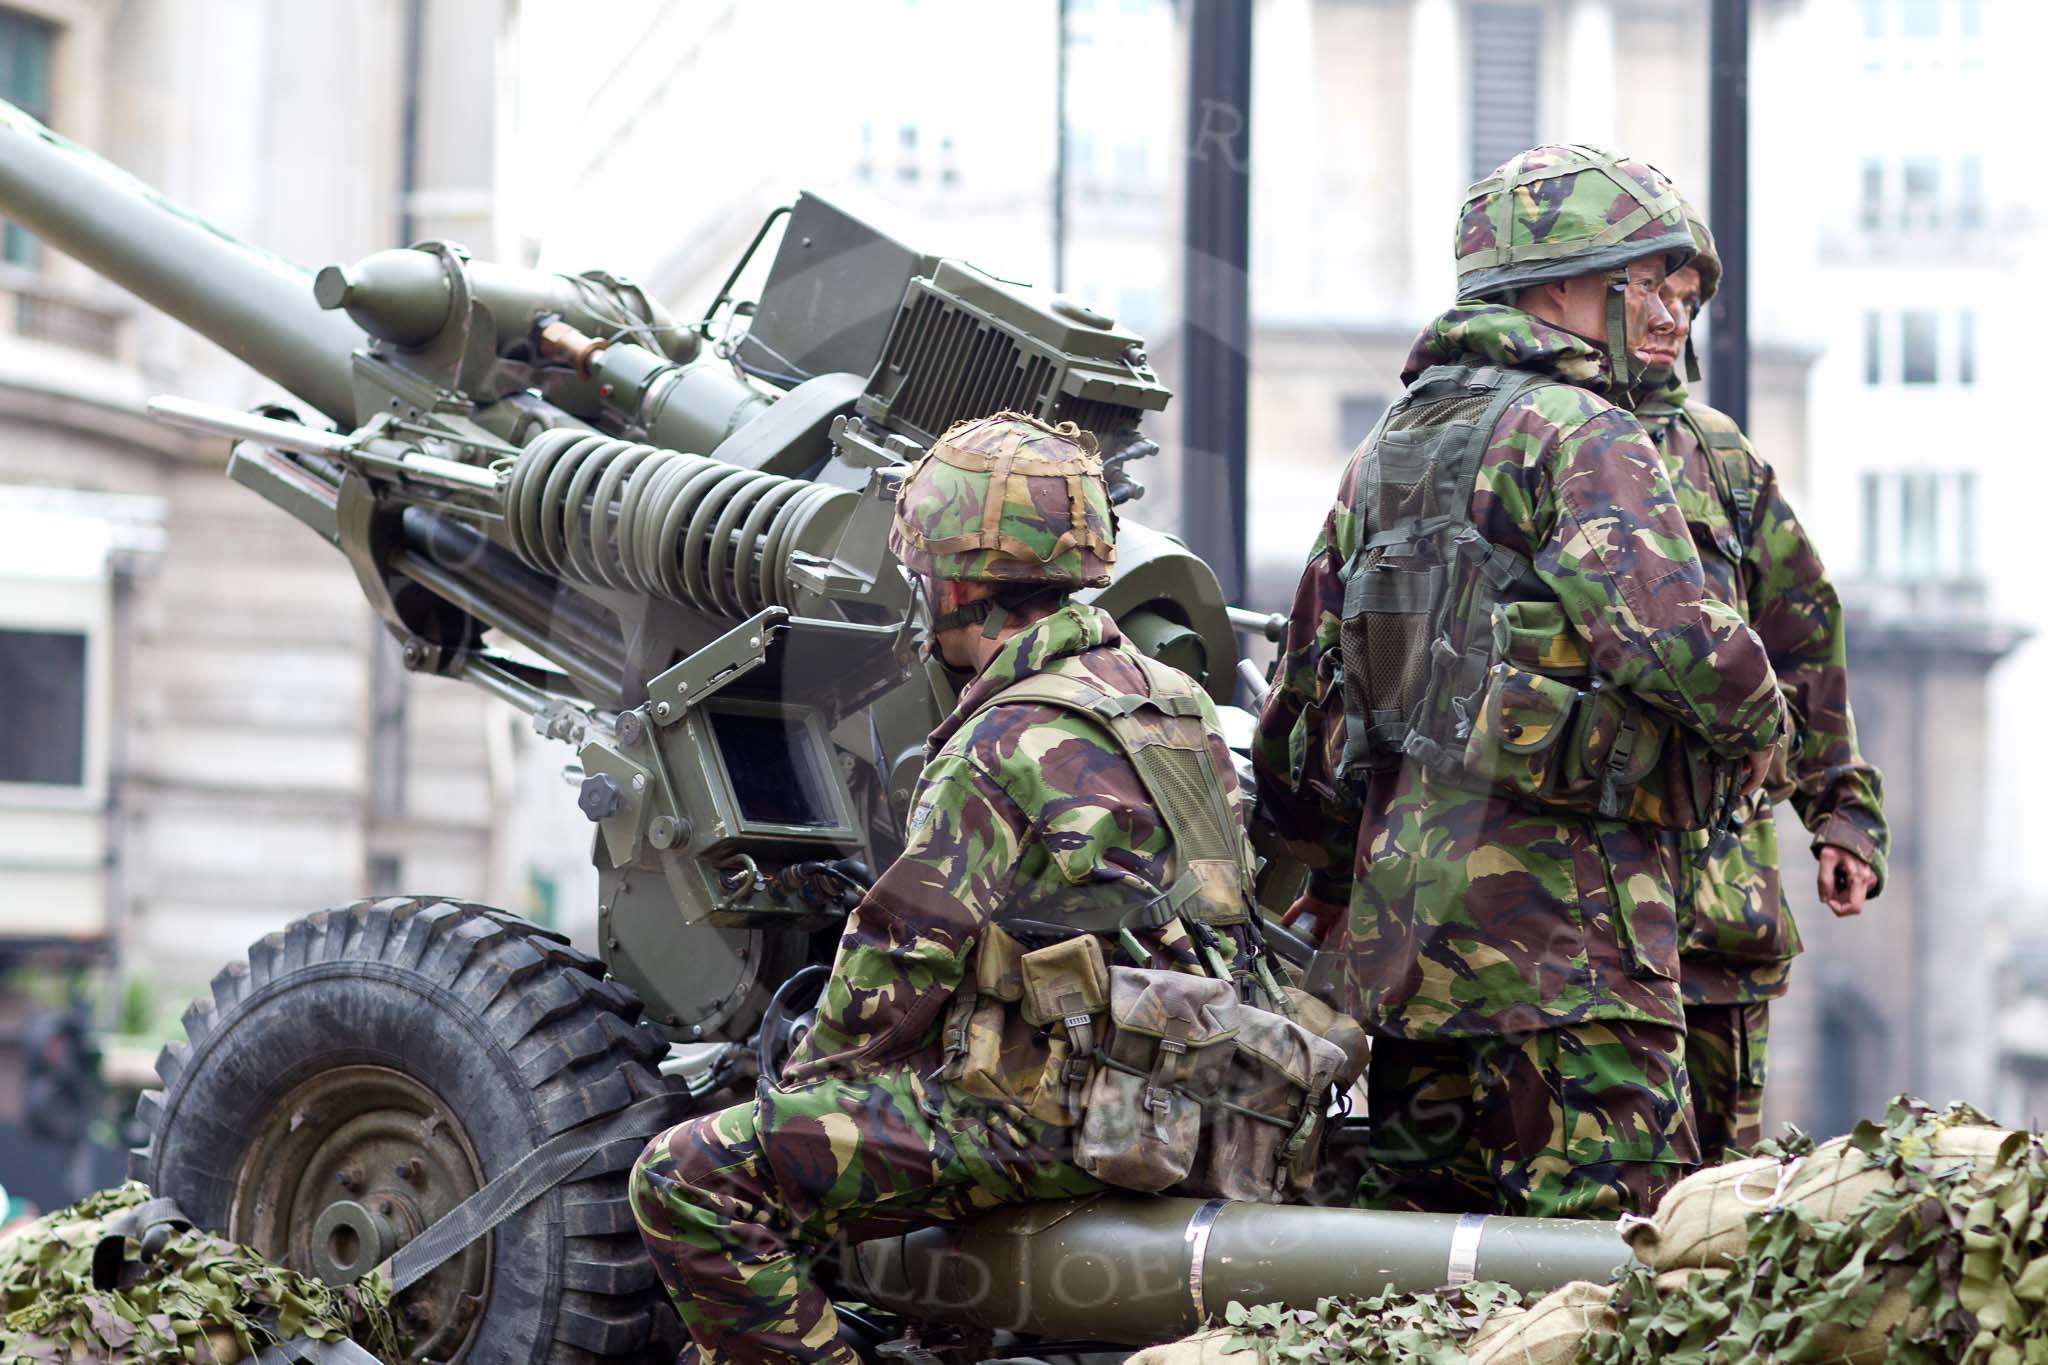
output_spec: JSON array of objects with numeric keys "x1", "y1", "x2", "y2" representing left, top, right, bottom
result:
[
  {"x1": 1621, "y1": 259, "x2": 1679, "y2": 363},
  {"x1": 1637, "y1": 265, "x2": 1703, "y2": 373}
]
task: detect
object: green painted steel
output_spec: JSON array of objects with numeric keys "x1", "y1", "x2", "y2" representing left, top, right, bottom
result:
[{"x1": 852, "y1": 1194, "x2": 1631, "y2": 1346}]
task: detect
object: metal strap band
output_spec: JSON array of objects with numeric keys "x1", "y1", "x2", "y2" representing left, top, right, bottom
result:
[
  {"x1": 1184, "y1": 1199, "x2": 1228, "y2": 1322},
  {"x1": 1447, "y1": 1212, "x2": 1488, "y2": 1285}
]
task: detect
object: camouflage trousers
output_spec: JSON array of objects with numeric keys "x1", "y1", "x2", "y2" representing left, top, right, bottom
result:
[
  {"x1": 1683, "y1": 1000, "x2": 1770, "y2": 1165},
  {"x1": 630, "y1": 1069, "x2": 1101, "y2": 1365},
  {"x1": 1355, "y1": 1022, "x2": 1698, "y2": 1219}
]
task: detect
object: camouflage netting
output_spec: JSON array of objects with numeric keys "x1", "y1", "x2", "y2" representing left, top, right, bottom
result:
[
  {"x1": 1189, "y1": 1097, "x2": 2048, "y2": 1365},
  {"x1": 0, "y1": 1182, "x2": 403, "y2": 1364}
]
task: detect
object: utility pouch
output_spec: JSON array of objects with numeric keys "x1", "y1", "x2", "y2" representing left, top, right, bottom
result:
[
  {"x1": 1178, "y1": 1003, "x2": 1347, "y2": 1202},
  {"x1": 1462, "y1": 661, "x2": 1577, "y2": 796},
  {"x1": 1017, "y1": 935, "x2": 1111, "y2": 1122},
  {"x1": 1281, "y1": 986, "x2": 1370, "y2": 1091},
  {"x1": 976, "y1": 923, "x2": 1028, "y2": 1003},
  {"x1": 1075, "y1": 967, "x2": 1238, "y2": 1192}
]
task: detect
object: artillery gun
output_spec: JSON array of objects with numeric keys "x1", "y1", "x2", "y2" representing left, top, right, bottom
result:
[{"x1": 0, "y1": 104, "x2": 1627, "y2": 1362}]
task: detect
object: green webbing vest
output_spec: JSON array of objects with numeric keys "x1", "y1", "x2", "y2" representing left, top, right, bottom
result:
[
  {"x1": 1334, "y1": 363, "x2": 1553, "y2": 782},
  {"x1": 967, "y1": 650, "x2": 1261, "y2": 968},
  {"x1": 1333, "y1": 368, "x2": 1747, "y2": 832}
]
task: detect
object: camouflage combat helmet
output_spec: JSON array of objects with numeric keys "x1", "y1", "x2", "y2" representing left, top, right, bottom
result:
[
  {"x1": 1678, "y1": 194, "x2": 1722, "y2": 306},
  {"x1": 889, "y1": 410, "x2": 1116, "y2": 589},
  {"x1": 1454, "y1": 144, "x2": 1694, "y2": 302}
]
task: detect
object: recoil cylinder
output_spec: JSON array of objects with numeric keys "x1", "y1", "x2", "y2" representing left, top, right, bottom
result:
[{"x1": 503, "y1": 429, "x2": 851, "y2": 618}]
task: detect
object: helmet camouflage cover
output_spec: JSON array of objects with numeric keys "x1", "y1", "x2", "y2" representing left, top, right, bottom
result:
[
  {"x1": 889, "y1": 410, "x2": 1116, "y2": 587},
  {"x1": 1455, "y1": 144, "x2": 1695, "y2": 301},
  {"x1": 1678, "y1": 192, "x2": 1722, "y2": 307}
]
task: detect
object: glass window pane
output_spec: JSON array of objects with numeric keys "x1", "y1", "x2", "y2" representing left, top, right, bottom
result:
[
  {"x1": 1864, "y1": 311, "x2": 1884, "y2": 384},
  {"x1": 0, "y1": 10, "x2": 52, "y2": 118},
  {"x1": 1902, "y1": 0, "x2": 1939, "y2": 38},
  {"x1": 1901, "y1": 310, "x2": 1938, "y2": 384},
  {"x1": 1957, "y1": 310, "x2": 1976, "y2": 385},
  {"x1": 0, "y1": 628, "x2": 87, "y2": 786},
  {"x1": 1861, "y1": 0, "x2": 1884, "y2": 39},
  {"x1": 1468, "y1": 4, "x2": 1543, "y2": 182},
  {"x1": 1902, "y1": 156, "x2": 1938, "y2": 229},
  {"x1": 1860, "y1": 159, "x2": 1883, "y2": 230},
  {"x1": 1959, "y1": 154, "x2": 1984, "y2": 230}
]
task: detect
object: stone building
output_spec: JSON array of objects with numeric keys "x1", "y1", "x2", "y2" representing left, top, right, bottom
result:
[{"x1": 0, "y1": 0, "x2": 516, "y2": 1190}]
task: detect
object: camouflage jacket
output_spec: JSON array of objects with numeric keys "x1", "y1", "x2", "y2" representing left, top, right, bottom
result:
[
  {"x1": 1252, "y1": 303, "x2": 1786, "y2": 1039},
  {"x1": 1638, "y1": 375, "x2": 1889, "y2": 1006},
  {"x1": 784, "y1": 600, "x2": 1248, "y2": 1089}
]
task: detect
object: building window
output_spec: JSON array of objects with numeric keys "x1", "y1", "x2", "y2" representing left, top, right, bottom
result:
[
  {"x1": 1859, "y1": 159, "x2": 1883, "y2": 231},
  {"x1": 1859, "y1": 469, "x2": 1978, "y2": 582},
  {"x1": 1957, "y1": 310, "x2": 1976, "y2": 385},
  {"x1": 1863, "y1": 311, "x2": 1883, "y2": 385},
  {"x1": 1958, "y1": 154, "x2": 1984, "y2": 231},
  {"x1": 896, "y1": 124, "x2": 920, "y2": 184},
  {"x1": 1900, "y1": 156, "x2": 1938, "y2": 231},
  {"x1": 0, "y1": 10, "x2": 52, "y2": 268},
  {"x1": 1339, "y1": 396, "x2": 1390, "y2": 451},
  {"x1": 0, "y1": 627, "x2": 87, "y2": 786},
  {"x1": 1899, "y1": 0, "x2": 1938, "y2": 38},
  {"x1": 1961, "y1": 0, "x2": 1983, "y2": 38},
  {"x1": 1467, "y1": 3, "x2": 1542, "y2": 183},
  {"x1": 1861, "y1": 0, "x2": 1883, "y2": 39},
  {"x1": 1900, "y1": 310, "x2": 1938, "y2": 384}
]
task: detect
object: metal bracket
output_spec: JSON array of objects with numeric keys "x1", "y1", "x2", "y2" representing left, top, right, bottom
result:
[{"x1": 646, "y1": 608, "x2": 787, "y2": 725}]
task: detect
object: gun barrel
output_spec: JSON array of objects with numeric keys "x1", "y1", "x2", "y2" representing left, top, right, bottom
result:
[{"x1": 0, "y1": 101, "x2": 363, "y2": 424}]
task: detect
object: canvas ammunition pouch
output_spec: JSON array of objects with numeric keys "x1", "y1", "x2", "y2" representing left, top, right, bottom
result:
[
  {"x1": 1075, "y1": 967, "x2": 1241, "y2": 1190},
  {"x1": 940, "y1": 650, "x2": 1348, "y2": 1199},
  {"x1": 1335, "y1": 364, "x2": 1745, "y2": 832}
]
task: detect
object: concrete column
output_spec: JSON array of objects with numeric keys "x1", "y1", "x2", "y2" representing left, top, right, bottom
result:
[{"x1": 1405, "y1": 0, "x2": 1464, "y2": 316}]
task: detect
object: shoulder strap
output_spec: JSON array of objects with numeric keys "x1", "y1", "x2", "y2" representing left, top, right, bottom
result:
[
  {"x1": 1679, "y1": 403, "x2": 1758, "y2": 548},
  {"x1": 975, "y1": 655, "x2": 1254, "y2": 934}
]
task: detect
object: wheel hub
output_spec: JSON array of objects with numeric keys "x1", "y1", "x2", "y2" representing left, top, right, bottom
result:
[{"x1": 230, "y1": 1064, "x2": 490, "y2": 1362}]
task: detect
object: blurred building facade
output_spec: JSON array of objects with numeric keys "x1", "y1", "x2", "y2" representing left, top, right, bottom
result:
[{"x1": 0, "y1": 0, "x2": 524, "y2": 1152}]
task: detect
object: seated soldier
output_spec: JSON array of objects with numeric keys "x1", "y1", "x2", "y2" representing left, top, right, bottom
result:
[{"x1": 630, "y1": 411, "x2": 1299, "y2": 1365}]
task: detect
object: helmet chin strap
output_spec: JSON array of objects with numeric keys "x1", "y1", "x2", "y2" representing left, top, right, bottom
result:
[
  {"x1": 1605, "y1": 270, "x2": 1637, "y2": 395},
  {"x1": 925, "y1": 585, "x2": 1067, "y2": 652}
]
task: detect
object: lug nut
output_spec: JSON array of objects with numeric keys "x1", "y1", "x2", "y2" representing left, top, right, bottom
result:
[
  {"x1": 395, "y1": 1157, "x2": 425, "y2": 1185},
  {"x1": 334, "y1": 1165, "x2": 364, "y2": 1193}
]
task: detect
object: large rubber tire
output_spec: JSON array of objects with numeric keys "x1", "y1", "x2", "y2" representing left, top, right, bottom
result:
[{"x1": 132, "y1": 897, "x2": 681, "y2": 1364}]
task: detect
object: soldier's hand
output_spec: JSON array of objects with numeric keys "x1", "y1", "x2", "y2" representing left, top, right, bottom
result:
[
  {"x1": 1740, "y1": 749, "x2": 1772, "y2": 797},
  {"x1": 1817, "y1": 847, "x2": 1877, "y2": 918},
  {"x1": 1281, "y1": 892, "x2": 1347, "y2": 946}
]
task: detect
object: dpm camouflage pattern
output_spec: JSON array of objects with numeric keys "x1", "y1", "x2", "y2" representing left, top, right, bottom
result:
[
  {"x1": 887, "y1": 410, "x2": 1116, "y2": 587},
  {"x1": 1356, "y1": 1021, "x2": 1697, "y2": 1219},
  {"x1": 632, "y1": 601, "x2": 1260, "y2": 1364},
  {"x1": 1253, "y1": 302, "x2": 1785, "y2": 1044},
  {"x1": 1637, "y1": 370, "x2": 1888, "y2": 1008},
  {"x1": 1682, "y1": 999, "x2": 1770, "y2": 1164},
  {"x1": 1455, "y1": 145, "x2": 1693, "y2": 301}
]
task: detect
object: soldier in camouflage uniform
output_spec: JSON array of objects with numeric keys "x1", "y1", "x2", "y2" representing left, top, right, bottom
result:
[
  {"x1": 630, "y1": 412, "x2": 1266, "y2": 1364},
  {"x1": 1254, "y1": 145, "x2": 1789, "y2": 1219},
  {"x1": 1631, "y1": 195, "x2": 1887, "y2": 1162}
]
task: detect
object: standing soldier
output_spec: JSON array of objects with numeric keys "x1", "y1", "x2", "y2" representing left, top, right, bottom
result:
[
  {"x1": 630, "y1": 412, "x2": 1287, "y2": 1364},
  {"x1": 1254, "y1": 145, "x2": 1788, "y2": 1219},
  {"x1": 1631, "y1": 197, "x2": 1887, "y2": 1161}
]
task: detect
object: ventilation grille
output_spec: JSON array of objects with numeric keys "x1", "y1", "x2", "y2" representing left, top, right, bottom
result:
[{"x1": 879, "y1": 291, "x2": 1060, "y2": 442}]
